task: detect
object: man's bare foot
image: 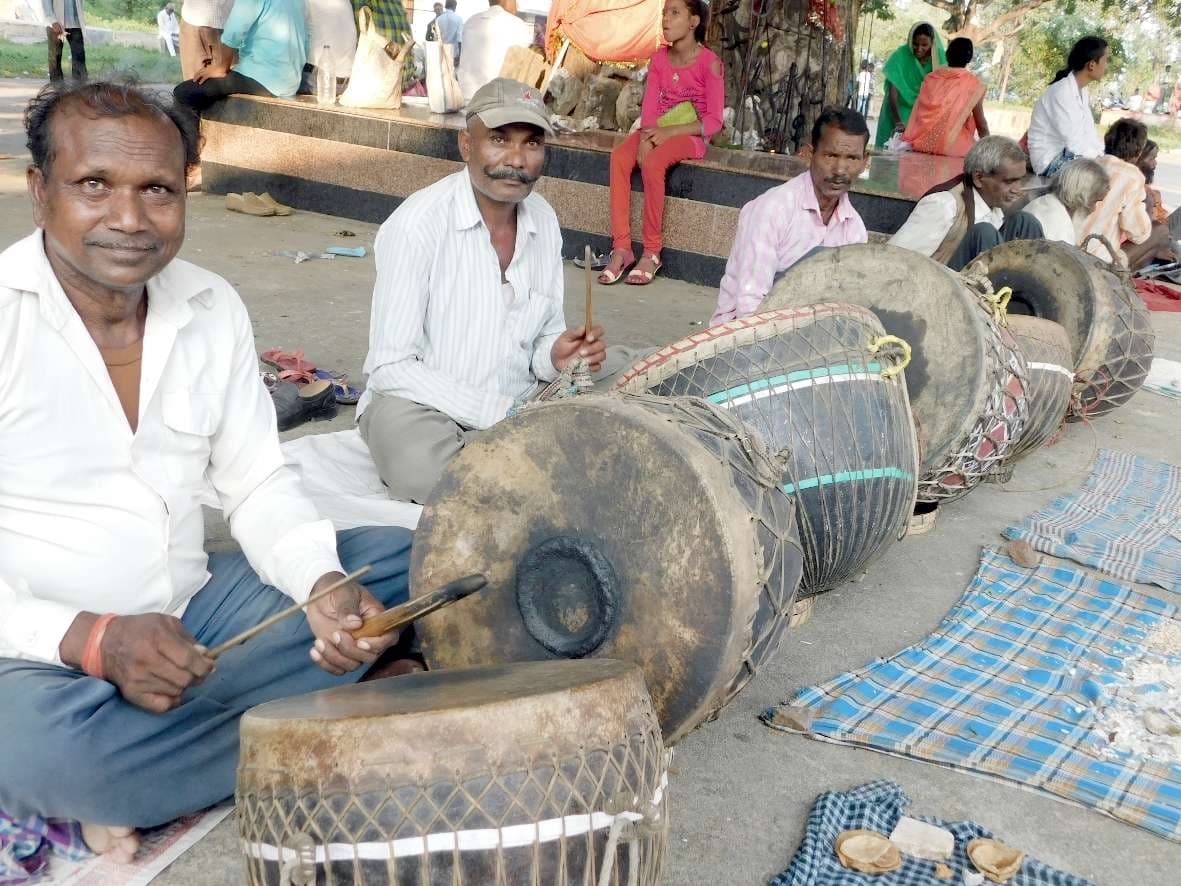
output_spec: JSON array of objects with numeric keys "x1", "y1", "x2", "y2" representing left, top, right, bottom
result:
[
  {"x1": 361, "y1": 656, "x2": 426, "y2": 681},
  {"x1": 81, "y1": 823, "x2": 140, "y2": 865}
]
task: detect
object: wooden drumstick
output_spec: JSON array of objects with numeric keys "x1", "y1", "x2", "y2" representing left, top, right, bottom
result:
[
  {"x1": 351, "y1": 573, "x2": 488, "y2": 639},
  {"x1": 205, "y1": 566, "x2": 372, "y2": 659},
  {"x1": 584, "y1": 244, "x2": 594, "y2": 334}
]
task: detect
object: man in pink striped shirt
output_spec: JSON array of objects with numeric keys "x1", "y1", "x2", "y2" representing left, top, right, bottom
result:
[{"x1": 712, "y1": 107, "x2": 870, "y2": 325}]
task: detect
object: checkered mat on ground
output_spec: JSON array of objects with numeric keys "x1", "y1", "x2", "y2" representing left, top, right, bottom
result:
[
  {"x1": 770, "y1": 780, "x2": 1090, "y2": 886},
  {"x1": 763, "y1": 549, "x2": 1181, "y2": 841},
  {"x1": 1003, "y1": 449, "x2": 1181, "y2": 593}
]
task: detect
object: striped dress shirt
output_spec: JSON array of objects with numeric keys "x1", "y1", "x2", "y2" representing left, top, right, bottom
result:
[
  {"x1": 1078, "y1": 155, "x2": 1153, "y2": 267},
  {"x1": 359, "y1": 169, "x2": 566, "y2": 430}
]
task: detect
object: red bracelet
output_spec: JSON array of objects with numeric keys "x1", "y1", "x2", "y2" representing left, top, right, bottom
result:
[{"x1": 80, "y1": 614, "x2": 116, "y2": 681}]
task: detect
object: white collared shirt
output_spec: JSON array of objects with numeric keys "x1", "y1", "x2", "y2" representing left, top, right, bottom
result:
[
  {"x1": 1023, "y1": 193, "x2": 1081, "y2": 246},
  {"x1": 1027, "y1": 75, "x2": 1104, "y2": 176},
  {"x1": 360, "y1": 169, "x2": 566, "y2": 430},
  {"x1": 887, "y1": 189, "x2": 1004, "y2": 258},
  {"x1": 0, "y1": 232, "x2": 343, "y2": 666}
]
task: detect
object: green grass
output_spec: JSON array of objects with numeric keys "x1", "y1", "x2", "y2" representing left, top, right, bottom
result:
[
  {"x1": 0, "y1": 38, "x2": 180, "y2": 82},
  {"x1": 1146, "y1": 122, "x2": 1181, "y2": 153}
]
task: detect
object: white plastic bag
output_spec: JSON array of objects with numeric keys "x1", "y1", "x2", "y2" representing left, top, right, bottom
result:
[
  {"x1": 339, "y1": 7, "x2": 412, "y2": 110},
  {"x1": 426, "y1": 40, "x2": 464, "y2": 114},
  {"x1": 884, "y1": 133, "x2": 913, "y2": 153}
]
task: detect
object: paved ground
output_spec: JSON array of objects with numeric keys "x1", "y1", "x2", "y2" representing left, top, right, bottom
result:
[{"x1": 1, "y1": 79, "x2": 1180, "y2": 884}]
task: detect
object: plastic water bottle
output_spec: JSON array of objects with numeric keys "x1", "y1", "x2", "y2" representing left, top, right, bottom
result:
[{"x1": 316, "y1": 45, "x2": 335, "y2": 105}]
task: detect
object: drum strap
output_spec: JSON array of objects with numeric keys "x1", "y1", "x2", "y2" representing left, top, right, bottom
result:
[{"x1": 930, "y1": 179, "x2": 975, "y2": 266}]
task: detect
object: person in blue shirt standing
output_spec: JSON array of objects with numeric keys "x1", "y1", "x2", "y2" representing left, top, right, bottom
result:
[
  {"x1": 436, "y1": 0, "x2": 463, "y2": 65},
  {"x1": 173, "y1": 0, "x2": 307, "y2": 112}
]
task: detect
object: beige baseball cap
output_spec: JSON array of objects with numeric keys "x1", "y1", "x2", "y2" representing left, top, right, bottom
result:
[{"x1": 466, "y1": 78, "x2": 554, "y2": 136}]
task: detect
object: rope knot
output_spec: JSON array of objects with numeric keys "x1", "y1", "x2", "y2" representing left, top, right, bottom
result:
[{"x1": 867, "y1": 334, "x2": 912, "y2": 380}]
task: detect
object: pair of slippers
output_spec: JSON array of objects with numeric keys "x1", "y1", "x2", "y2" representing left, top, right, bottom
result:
[
  {"x1": 227, "y1": 192, "x2": 293, "y2": 217},
  {"x1": 260, "y1": 348, "x2": 362, "y2": 405},
  {"x1": 595, "y1": 250, "x2": 663, "y2": 286}
]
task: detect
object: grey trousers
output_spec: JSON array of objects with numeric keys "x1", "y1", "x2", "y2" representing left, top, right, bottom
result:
[
  {"x1": 948, "y1": 211, "x2": 1045, "y2": 271},
  {"x1": 1170, "y1": 206, "x2": 1180, "y2": 240},
  {"x1": 359, "y1": 394, "x2": 482, "y2": 505},
  {"x1": 359, "y1": 349, "x2": 653, "y2": 505}
]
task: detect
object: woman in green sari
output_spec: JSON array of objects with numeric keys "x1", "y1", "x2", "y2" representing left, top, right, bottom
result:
[{"x1": 875, "y1": 22, "x2": 947, "y2": 147}]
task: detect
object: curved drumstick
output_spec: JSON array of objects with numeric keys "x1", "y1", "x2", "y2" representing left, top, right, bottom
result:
[{"x1": 351, "y1": 574, "x2": 488, "y2": 640}]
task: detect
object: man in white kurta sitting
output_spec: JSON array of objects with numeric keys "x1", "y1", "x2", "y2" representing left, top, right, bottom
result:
[
  {"x1": 0, "y1": 81, "x2": 409, "y2": 863},
  {"x1": 359, "y1": 79, "x2": 606, "y2": 505},
  {"x1": 888, "y1": 135, "x2": 1044, "y2": 271},
  {"x1": 1023, "y1": 158, "x2": 1109, "y2": 247},
  {"x1": 457, "y1": 0, "x2": 533, "y2": 102}
]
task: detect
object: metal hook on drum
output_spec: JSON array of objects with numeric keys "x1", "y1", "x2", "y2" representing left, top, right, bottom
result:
[{"x1": 867, "y1": 334, "x2": 912, "y2": 380}]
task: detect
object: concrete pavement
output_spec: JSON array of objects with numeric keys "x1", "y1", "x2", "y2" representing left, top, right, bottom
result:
[{"x1": 0, "y1": 79, "x2": 1178, "y2": 884}]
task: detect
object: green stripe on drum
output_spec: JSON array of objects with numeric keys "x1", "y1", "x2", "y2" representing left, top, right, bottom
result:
[
  {"x1": 783, "y1": 467, "x2": 915, "y2": 494},
  {"x1": 707, "y1": 363, "x2": 884, "y2": 405}
]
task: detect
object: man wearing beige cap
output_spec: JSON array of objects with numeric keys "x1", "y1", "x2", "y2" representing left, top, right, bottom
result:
[{"x1": 358, "y1": 78, "x2": 607, "y2": 504}]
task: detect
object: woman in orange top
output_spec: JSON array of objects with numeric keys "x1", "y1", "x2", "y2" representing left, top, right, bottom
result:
[{"x1": 903, "y1": 37, "x2": 989, "y2": 158}]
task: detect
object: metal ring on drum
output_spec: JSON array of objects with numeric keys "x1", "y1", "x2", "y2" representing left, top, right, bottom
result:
[
  {"x1": 761, "y1": 244, "x2": 1029, "y2": 504},
  {"x1": 408, "y1": 393, "x2": 805, "y2": 745},
  {"x1": 963, "y1": 239, "x2": 1155, "y2": 419},
  {"x1": 236, "y1": 660, "x2": 668, "y2": 886},
  {"x1": 611, "y1": 302, "x2": 920, "y2": 598}
]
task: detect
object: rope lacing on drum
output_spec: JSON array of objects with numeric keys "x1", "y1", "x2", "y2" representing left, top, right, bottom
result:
[
  {"x1": 532, "y1": 357, "x2": 595, "y2": 403},
  {"x1": 866, "y1": 334, "x2": 912, "y2": 380}
]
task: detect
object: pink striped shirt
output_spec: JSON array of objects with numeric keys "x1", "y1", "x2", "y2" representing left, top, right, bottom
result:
[
  {"x1": 712, "y1": 173, "x2": 868, "y2": 325},
  {"x1": 640, "y1": 46, "x2": 724, "y2": 158}
]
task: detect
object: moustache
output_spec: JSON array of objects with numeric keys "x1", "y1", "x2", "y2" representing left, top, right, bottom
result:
[
  {"x1": 485, "y1": 167, "x2": 539, "y2": 185},
  {"x1": 825, "y1": 176, "x2": 851, "y2": 187},
  {"x1": 85, "y1": 238, "x2": 160, "y2": 252}
]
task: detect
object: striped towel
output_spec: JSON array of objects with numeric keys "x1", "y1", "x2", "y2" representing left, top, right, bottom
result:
[
  {"x1": 1003, "y1": 449, "x2": 1181, "y2": 592},
  {"x1": 764, "y1": 549, "x2": 1181, "y2": 841},
  {"x1": 771, "y1": 780, "x2": 1090, "y2": 886}
]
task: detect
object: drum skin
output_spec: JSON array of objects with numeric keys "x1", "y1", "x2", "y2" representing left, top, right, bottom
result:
[
  {"x1": 964, "y1": 239, "x2": 1154, "y2": 418},
  {"x1": 409, "y1": 393, "x2": 804, "y2": 745},
  {"x1": 612, "y1": 303, "x2": 919, "y2": 597},
  {"x1": 763, "y1": 244, "x2": 1028, "y2": 503},
  {"x1": 237, "y1": 660, "x2": 668, "y2": 886},
  {"x1": 1003, "y1": 316, "x2": 1073, "y2": 464}
]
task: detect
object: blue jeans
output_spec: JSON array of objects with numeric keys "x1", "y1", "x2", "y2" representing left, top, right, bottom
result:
[
  {"x1": 1041, "y1": 148, "x2": 1077, "y2": 178},
  {"x1": 0, "y1": 527, "x2": 411, "y2": 828}
]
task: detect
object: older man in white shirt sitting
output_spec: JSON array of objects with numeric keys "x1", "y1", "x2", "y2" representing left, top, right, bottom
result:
[
  {"x1": 1023, "y1": 158, "x2": 1109, "y2": 247},
  {"x1": 359, "y1": 79, "x2": 606, "y2": 505},
  {"x1": 0, "y1": 81, "x2": 409, "y2": 862},
  {"x1": 889, "y1": 135, "x2": 1044, "y2": 271}
]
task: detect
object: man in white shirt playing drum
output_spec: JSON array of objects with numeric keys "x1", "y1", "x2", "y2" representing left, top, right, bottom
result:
[
  {"x1": 359, "y1": 78, "x2": 606, "y2": 505},
  {"x1": 0, "y1": 81, "x2": 410, "y2": 862},
  {"x1": 888, "y1": 135, "x2": 1044, "y2": 271}
]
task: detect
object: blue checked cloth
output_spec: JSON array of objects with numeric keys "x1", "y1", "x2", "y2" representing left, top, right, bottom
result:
[
  {"x1": 1003, "y1": 449, "x2": 1181, "y2": 592},
  {"x1": 771, "y1": 781, "x2": 1090, "y2": 886},
  {"x1": 0, "y1": 813, "x2": 90, "y2": 883},
  {"x1": 764, "y1": 549, "x2": 1181, "y2": 841}
]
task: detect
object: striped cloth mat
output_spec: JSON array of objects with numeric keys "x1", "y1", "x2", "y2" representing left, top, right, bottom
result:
[
  {"x1": 1003, "y1": 449, "x2": 1181, "y2": 593},
  {"x1": 764, "y1": 549, "x2": 1181, "y2": 841}
]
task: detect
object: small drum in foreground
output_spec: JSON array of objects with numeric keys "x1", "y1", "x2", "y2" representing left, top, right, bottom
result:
[
  {"x1": 964, "y1": 238, "x2": 1154, "y2": 418},
  {"x1": 763, "y1": 244, "x2": 1028, "y2": 503},
  {"x1": 1001, "y1": 316, "x2": 1073, "y2": 468},
  {"x1": 410, "y1": 393, "x2": 804, "y2": 744},
  {"x1": 238, "y1": 660, "x2": 668, "y2": 885},
  {"x1": 612, "y1": 303, "x2": 919, "y2": 597}
]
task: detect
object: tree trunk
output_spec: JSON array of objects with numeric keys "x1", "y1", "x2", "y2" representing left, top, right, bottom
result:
[
  {"x1": 711, "y1": 0, "x2": 861, "y2": 153},
  {"x1": 998, "y1": 39, "x2": 1013, "y2": 102}
]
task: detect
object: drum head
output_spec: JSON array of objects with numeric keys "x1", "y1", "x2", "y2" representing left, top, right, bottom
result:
[
  {"x1": 410, "y1": 395, "x2": 800, "y2": 744},
  {"x1": 763, "y1": 243, "x2": 988, "y2": 475}
]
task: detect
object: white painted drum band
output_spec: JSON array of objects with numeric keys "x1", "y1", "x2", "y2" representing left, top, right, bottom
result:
[
  {"x1": 1027, "y1": 361, "x2": 1073, "y2": 379},
  {"x1": 718, "y1": 371, "x2": 883, "y2": 409}
]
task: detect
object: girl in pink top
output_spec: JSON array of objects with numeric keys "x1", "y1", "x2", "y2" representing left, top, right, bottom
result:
[{"x1": 600, "y1": 0, "x2": 724, "y2": 285}]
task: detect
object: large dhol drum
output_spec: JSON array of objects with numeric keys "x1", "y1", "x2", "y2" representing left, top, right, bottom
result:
[
  {"x1": 611, "y1": 303, "x2": 919, "y2": 598},
  {"x1": 964, "y1": 238, "x2": 1154, "y2": 418},
  {"x1": 238, "y1": 660, "x2": 668, "y2": 885},
  {"x1": 410, "y1": 393, "x2": 805, "y2": 744},
  {"x1": 763, "y1": 244, "x2": 1028, "y2": 503},
  {"x1": 1002, "y1": 316, "x2": 1073, "y2": 466}
]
